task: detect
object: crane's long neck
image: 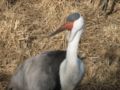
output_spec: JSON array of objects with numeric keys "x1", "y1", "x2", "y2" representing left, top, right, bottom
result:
[{"x1": 66, "y1": 30, "x2": 83, "y2": 63}]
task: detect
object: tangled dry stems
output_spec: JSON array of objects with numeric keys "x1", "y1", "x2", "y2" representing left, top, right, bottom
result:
[{"x1": 0, "y1": 0, "x2": 120, "y2": 90}]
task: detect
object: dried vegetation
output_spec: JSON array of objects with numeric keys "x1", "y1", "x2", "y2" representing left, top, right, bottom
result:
[{"x1": 0, "y1": 0, "x2": 120, "y2": 90}]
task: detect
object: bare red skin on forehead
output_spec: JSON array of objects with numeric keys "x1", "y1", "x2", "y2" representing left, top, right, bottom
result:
[{"x1": 63, "y1": 22, "x2": 73, "y2": 31}]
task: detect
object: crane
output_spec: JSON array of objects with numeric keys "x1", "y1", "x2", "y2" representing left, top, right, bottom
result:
[{"x1": 7, "y1": 12, "x2": 85, "y2": 90}]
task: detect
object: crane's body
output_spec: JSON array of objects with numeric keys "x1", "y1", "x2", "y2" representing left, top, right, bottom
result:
[
  {"x1": 8, "y1": 51, "x2": 65, "y2": 90},
  {"x1": 7, "y1": 12, "x2": 85, "y2": 90}
]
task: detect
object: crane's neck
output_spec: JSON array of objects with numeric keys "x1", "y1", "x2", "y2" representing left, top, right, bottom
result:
[{"x1": 66, "y1": 30, "x2": 83, "y2": 63}]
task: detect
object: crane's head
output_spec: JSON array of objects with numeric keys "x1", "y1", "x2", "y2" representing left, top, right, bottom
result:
[{"x1": 49, "y1": 12, "x2": 84, "y2": 42}]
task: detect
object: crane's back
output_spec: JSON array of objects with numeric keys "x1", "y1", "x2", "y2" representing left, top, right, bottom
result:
[{"x1": 7, "y1": 50, "x2": 66, "y2": 90}]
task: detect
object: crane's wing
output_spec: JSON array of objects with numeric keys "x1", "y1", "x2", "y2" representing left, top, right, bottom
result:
[{"x1": 7, "y1": 50, "x2": 66, "y2": 90}]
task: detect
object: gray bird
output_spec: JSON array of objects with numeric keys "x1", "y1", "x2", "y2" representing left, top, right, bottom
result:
[{"x1": 7, "y1": 12, "x2": 85, "y2": 90}]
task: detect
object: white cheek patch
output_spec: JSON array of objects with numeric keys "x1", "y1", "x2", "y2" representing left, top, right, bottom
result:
[
  {"x1": 73, "y1": 16, "x2": 84, "y2": 30},
  {"x1": 69, "y1": 16, "x2": 84, "y2": 42}
]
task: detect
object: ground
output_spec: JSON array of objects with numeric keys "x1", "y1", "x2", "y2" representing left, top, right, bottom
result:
[{"x1": 0, "y1": 0, "x2": 120, "y2": 90}]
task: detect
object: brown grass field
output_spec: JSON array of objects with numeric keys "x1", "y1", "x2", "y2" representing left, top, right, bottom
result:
[{"x1": 0, "y1": 0, "x2": 120, "y2": 90}]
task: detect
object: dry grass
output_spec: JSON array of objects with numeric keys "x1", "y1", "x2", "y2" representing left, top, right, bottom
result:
[{"x1": 0, "y1": 0, "x2": 120, "y2": 90}]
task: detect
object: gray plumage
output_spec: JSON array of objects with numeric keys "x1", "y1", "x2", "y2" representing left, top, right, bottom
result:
[
  {"x1": 66, "y1": 13, "x2": 80, "y2": 22},
  {"x1": 7, "y1": 50, "x2": 66, "y2": 90}
]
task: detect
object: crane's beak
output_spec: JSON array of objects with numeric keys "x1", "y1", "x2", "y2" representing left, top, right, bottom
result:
[
  {"x1": 49, "y1": 25, "x2": 65, "y2": 37},
  {"x1": 49, "y1": 22, "x2": 73, "y2": 37}
]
